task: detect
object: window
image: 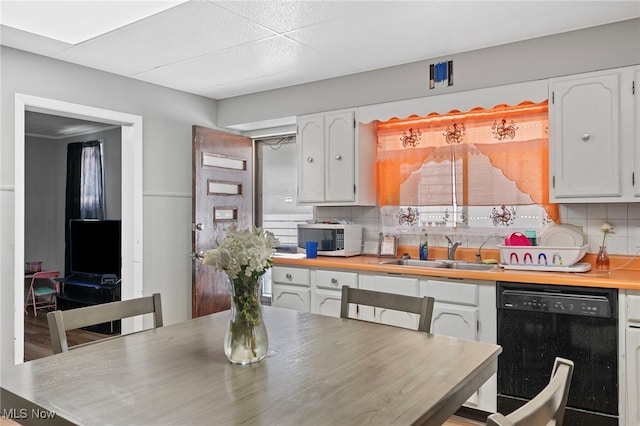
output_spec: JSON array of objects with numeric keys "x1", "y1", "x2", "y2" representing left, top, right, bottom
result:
[{"x1": 376, "y1": 101, "x2": 557, "y2": 234}]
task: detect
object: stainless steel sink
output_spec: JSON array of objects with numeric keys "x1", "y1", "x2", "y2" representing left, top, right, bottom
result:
[
  {"x1": 446, "y1": 262, "x2": 498, "y2": 271},
  {"x1": 377, "y1": 258, "x2": 497, "y2": 271},
  {"x1": 378, "y1": 259, "x2": 450, "y2": 268}
]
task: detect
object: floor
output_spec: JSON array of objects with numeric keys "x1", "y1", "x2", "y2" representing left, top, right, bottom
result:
[{"x1": 23, "y1": 307, "x2": 110, "y2": 361}]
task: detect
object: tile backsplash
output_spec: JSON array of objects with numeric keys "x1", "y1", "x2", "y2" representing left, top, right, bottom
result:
[{"x1": 316, "y1": 203, "x2": 640, "y2": 256}]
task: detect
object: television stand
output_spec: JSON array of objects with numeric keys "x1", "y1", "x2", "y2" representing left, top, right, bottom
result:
[{"x1": 55, "y1": 276, "x2": 122, "y2": 334}]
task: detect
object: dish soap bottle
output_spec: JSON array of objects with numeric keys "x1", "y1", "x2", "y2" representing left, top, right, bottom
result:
[{"x1": 419, "y1": 233, "x2": 429, "y2": 260}]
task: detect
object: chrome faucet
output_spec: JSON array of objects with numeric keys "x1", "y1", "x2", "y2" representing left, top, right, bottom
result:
[
  {"x1": 476, "y1": 236, "x2": 491, "y2": 264},
  {"x1": 445, "y1": 236, "x2": 462, "y2": 261}
]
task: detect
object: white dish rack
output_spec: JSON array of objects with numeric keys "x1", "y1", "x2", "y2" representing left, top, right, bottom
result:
[{"x1": 498, "y1": 245, "x2": 589, "y2": 267}]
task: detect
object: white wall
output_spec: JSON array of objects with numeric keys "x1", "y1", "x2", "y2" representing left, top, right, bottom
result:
[{"x1": 1, "y1": 46, "x2": 220, "y2": 369}]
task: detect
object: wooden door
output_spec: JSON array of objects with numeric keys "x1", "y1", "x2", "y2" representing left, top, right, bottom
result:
[{"x1": 192, "y1": 126, "x2": 253, "y2": 318}]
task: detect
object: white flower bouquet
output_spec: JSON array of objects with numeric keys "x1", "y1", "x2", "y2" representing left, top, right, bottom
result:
[{"x1": 203, "y1": 224, "x2": 279, "y2": 363}]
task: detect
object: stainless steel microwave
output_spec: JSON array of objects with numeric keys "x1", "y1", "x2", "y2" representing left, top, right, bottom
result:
[{"x1": 297, "y1": 223, "x2": 362, "y2": 257}]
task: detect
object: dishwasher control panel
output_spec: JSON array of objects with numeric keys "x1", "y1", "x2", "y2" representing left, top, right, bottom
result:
[
  {"x1": 497, "y1": 282, "x2": 617, "y2": 319},
  {"x1": 500, "y1": 290, "x2": 612, "y2": 317}
]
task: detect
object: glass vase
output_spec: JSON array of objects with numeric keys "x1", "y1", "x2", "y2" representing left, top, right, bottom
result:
[
  {"x1": 596, "y1": 246, "x2": 610, "y2": 270},
  {"x1": 224, "y1": 274, "x2": 268, "y2": 365}
]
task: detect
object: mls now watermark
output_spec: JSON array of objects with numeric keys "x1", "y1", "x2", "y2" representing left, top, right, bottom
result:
[{"x1": 2, "y1": 408, "x2": 56, "y2": 420}]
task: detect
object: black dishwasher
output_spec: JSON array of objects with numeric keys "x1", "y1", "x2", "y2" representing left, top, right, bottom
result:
[{"x1": 497, "y1": 281, "x2": 618, "y2": 426}]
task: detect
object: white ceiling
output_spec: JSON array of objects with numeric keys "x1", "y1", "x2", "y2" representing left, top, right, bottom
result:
[{"x1": 2, "y1": 0, "x2": 639, "y2": 102}]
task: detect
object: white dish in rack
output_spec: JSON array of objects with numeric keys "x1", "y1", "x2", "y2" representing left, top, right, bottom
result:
[{"x1": 539, "y1": 224, "x2": 587, "y2": 247}]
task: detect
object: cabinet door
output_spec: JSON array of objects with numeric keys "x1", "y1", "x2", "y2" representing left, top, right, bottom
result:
[
  {"x1": 627, "y1": 327, "x2": 640, "y2": 425},
  {"x1": 297, "y1": 115, "x2": 325, "y2": 203},
  {"x1": 432, "y1": 304, "x2": 480, "y2": 407},
  {"x1": 358, "y1": 274, "x2": 420, "y2": 329},
  {"x1": 312, "y1": 270, "x2": 357, "y2": 318},
  {"x1": 431, "y1": 304, "x2": 478, "y2": 341},
  {"x1": 325, "y1": 111, "x2": 355, "y2": 202},
  {"x1": 375, "y1": 275, "x2": 420, "y2": 329},
  {"x1": 311, "y1": 289, "x2": 343, "y2": 318},
  {"x1": 272, "y1": 285, "x2": 310, "y2": 312},
  {"x1": 550, "y1": 72, "x2": 621, "y2": 198},
  {"x1": 634, "y1": 69, "x2": 640, "y2": 198},
  {"x1": 357, "y1": 274, "x2": 376, "y2": 322}
]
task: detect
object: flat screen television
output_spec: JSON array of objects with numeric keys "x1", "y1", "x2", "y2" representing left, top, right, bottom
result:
[{"x1": 69, "y1": 219, "x2": 121, "y2": 278}]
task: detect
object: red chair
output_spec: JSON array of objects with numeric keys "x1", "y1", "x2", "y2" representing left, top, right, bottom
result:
[{"x1": 25, "y1": 271, "x2": 60, "y2": 316}]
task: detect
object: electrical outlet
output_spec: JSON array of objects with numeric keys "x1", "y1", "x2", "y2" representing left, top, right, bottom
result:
[{"x1": 636, "y1": 227, "x2": 640, "y2": 247}]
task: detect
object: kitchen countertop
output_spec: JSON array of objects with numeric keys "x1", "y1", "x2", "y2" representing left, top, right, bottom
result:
[{"x1": 273, "y1": 247, "x2": 640, "y2": 291}]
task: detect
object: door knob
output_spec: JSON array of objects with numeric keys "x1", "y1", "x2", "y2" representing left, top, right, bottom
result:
[{"x1": 190, "y1": 251, "x2": 205, "y2": 259}]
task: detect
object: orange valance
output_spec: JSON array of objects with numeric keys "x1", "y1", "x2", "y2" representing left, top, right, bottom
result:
[{"x1": 376, "y1": 101, "x2": 559, "y2": 223}]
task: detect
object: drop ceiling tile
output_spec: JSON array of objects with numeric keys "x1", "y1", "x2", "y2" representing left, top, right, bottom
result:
[
  {"x1": 135, "y1": 35, "x2": 334, "y2": 97},
  {"x1": 77, "y1": 1, "x2": 276, "y2": 72},
  {"x1": 285, "y1": 1, "x2": 484, "y2": 65},
  {"x1": 215, "y1": 0, "x2": 382, "y2": 33}
]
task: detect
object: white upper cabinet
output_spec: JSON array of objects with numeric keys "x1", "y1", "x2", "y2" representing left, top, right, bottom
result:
[
  {"x1": 297, "y1": 109, "x2": 376, "y2": 206},
  {"x1": 549, "y1": 66, "x2": 638, "y2": 202},
  {"x1": 635, "y1": 68, "x2": 640, "y2": 198}
]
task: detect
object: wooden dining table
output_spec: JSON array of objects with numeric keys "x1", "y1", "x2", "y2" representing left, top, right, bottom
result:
[{"x1": 1, "y1": 306, "x2": 501, "y2": 426}]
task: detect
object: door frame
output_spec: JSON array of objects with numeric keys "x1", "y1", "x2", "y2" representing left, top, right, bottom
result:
[{"x1": 13, "y1": 94, "x2": 144, "y2": 364}]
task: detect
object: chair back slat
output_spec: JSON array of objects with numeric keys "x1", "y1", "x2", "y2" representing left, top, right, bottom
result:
[
  {"x1": 486, "y1": 357, "x2": 574, "y2": 426},
  {"x1": 47, "y1": 293, "x2": 162, "y2": 354},
  {"x1": 340, "y1": 286, "x2": 434, "y2": 333}
]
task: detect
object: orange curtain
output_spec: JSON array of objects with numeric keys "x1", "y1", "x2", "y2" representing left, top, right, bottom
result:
[{"x1": 376, "y1": 101, "x2": 559, "y2": 223}]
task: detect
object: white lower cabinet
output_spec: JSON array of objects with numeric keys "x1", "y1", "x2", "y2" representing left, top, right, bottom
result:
[
  {"x1": 271, "y1": 266, "x2": 310, "y2": 312},
  {"x1": 626, "y1": 291, "x2": 640, "y2": 426},
  {"x1": 358, "y1": 273, "x2": 420, "y2": 329},
  {"x1": 311, "y1": 269, "x2": 357, "y2": 318},
  {"x1": 420, "y1": 278, "x2": 497, "y2": 414}
]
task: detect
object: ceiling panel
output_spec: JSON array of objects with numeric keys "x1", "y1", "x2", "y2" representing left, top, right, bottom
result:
[
  {"x1": 71, "y1": 1, "x2": 277, "y2": 74},
  {"x1": 1, "y1": 0, "x2": 638, "y2": 100}
]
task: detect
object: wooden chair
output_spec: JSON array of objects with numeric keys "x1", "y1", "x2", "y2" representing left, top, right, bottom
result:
[
  {"x1": 47, "y1": 293, "x2": 163, "y2": 354},
  {"x1": 340, "y1": 285, "x2": 434, "y2": 332},
  {"x1": 25, "y1": 270, "x2": 60, "y2": 316},
  {"x1": 486, "y1": 357, "x2": 574, "y2": 426}
]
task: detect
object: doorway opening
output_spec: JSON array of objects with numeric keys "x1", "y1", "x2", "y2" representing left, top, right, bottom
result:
[
  {"x1": 254, "y1": 135, "x2": 313, "y2": 302},
  {"x1": 13, "y1": 94, "x2": 143, "y2": 365}
]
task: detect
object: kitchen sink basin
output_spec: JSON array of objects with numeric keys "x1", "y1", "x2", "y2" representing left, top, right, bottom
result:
[
  {"x1": 378, "y1": 259, "x2": 450, "y2": 268},
  {"x1": 446, "y1": 262, "x2": 498, "y2": 271},
  {"x1": 377, "y1": 258, "x2": 498, "y2": 271}
]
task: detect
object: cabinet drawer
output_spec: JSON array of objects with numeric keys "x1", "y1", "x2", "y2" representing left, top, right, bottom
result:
[
  {"x1": 272, "y1": 267, "x2": 309, "y2": 287},
  {"x1": 316, "y1": 270, "x2": 357, "y2": 290},
  {"x1": 628, "y1": 292, "x2": 640, "y2": 323},
  {"x1": 424, "y1": 279, "x2": 479, "y2": 306}
]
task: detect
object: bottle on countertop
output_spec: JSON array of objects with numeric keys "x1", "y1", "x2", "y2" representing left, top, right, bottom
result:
[{"x1": 419, "y1": 233, "x2": 429, "y2": 260}]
